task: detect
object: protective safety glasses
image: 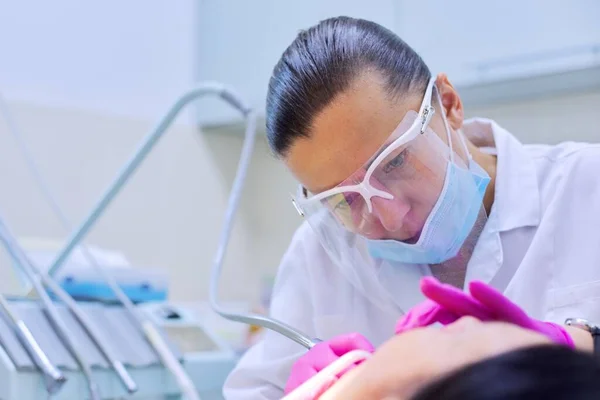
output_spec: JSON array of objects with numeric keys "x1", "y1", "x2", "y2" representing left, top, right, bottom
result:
[{"x1": 292, "y1": 76, "x2": 459, "y2": 241}]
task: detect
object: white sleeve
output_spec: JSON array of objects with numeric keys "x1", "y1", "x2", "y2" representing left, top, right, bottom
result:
[{"x1": 223, "y1": 224, "x2": 317, "y2": 400}]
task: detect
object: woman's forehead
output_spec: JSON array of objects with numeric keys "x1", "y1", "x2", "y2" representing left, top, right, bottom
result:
[{"x1": 286, "y1": 73, "x2": 422, "y2": 194}]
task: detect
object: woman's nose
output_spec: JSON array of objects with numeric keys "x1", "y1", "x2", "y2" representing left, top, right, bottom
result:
[{"x1": 370, "y1": 194, "x2": 410, "y2": 232}]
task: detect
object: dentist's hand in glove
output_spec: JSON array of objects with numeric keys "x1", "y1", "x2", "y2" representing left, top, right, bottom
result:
[
  {"x1": 395, "y1": 277, "x2": 575, "y2": 348},
  {"x1": 284, "y1": 332, "x2": 374, "y2": 395}
]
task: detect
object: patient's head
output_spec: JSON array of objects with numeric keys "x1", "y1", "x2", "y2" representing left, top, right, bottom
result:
[
  {"x1": 412, "y1": 344, "x2": 600, "y2": 400},
  {"x1": 321, "y1": 317, "x2": 597, "y2": 399}
]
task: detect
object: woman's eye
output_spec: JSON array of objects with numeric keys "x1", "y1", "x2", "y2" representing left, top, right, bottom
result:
[
  {"x1": 334, "y1": 192, "x2": 359, "y2": 210},
  {"x1": 344, "y1": 192, "x2": 359, "y2": 206},
  {"x1": 383, "y1": 150, "x2": 406, "y2": 173}
]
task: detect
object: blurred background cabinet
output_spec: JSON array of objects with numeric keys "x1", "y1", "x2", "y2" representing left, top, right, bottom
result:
[{"x1": 195, "y1": 0, "x2": 600, "y2": 130}]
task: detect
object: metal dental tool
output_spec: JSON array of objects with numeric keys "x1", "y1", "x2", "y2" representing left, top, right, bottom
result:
[
  {"x1": 0, "y1": 215, "x2": 102, "y2": 400},
  {"x1": 0, "y1": 292, "x2": 67, "y2": 394}
]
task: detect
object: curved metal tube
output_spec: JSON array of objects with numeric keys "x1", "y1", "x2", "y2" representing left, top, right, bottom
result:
[{"x1": 206, "y1": 110, "x2": 320, "y2": 350}]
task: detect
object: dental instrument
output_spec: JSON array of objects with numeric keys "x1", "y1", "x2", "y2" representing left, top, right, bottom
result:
[
  {"x1": 0, "y1": 292, "x2": 66, "y2": 394},
  {"x1": 282, "y1": 350, "x2": 372, "y2": 399},
  {"x1": 0, "y1": 216, "x2": 102, "y2": 400},
  {"x1": 0, "y1": 93, "x2": 139, "y2": 395}
]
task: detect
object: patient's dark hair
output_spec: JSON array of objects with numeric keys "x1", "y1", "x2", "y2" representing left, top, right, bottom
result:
[
  {"x1": 266, "y1": 16, "x2": 430, "y2": 157},
  {"x1": 412, "y1": 345, "x2": 600, "y2": 400}
]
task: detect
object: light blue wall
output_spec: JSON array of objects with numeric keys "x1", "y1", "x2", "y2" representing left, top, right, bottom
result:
[{"x1": 0, "y1": 0, "x2": 198, "y2": 121}]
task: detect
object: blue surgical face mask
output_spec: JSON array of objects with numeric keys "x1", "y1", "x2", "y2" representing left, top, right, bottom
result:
[{"x1": 366, "y1": 156, "x2": 490, "y2": 264}]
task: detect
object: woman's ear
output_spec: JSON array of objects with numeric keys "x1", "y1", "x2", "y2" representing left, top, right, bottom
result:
[{"x1": 435, "y1": 73, "x2": 464, "y2": 131}]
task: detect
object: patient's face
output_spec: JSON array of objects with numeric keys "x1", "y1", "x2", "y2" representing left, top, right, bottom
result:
[{"x1": 320, "y1": 317, "x2": 551, "y2": 400}]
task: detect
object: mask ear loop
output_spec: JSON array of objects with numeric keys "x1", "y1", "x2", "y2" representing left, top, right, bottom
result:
[{"x1": 435, "y1": 88, "x2": 473, "y2": 165}]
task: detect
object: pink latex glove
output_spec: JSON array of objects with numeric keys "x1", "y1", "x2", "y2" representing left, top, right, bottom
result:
[
  {"x1": 396, "y1": 277, "x2": 574, "y2": 348},
  {"x1": 284, "y1": 332, "x2": 374, "y2": 395},
  {"x1": 394, "y1": 299, "x2": 461, "y2": 334}
]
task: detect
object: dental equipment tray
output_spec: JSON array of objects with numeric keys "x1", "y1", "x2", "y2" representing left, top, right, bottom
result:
[
  {"x1": 0, "y1": 300, "x2": 237, "y2": 399},
  {"x1": 0, "y1": 299, "x2": 184, "y2": 399},
  {"x1": 0, "y1": 300, "x2": 181, "y2": 370}
]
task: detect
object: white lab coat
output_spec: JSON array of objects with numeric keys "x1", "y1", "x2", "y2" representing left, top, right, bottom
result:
[{"x1": 223, "y1": 118, "x2": 600, "y2": 400}]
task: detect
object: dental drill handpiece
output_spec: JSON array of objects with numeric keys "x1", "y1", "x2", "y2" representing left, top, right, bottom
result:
[{"x1": 0, "y1": 293, "x2": 66, "y2": 394}]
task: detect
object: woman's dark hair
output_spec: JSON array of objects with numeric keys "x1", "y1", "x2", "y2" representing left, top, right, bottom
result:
[
  {"x1": 266, "y1": 16, "x2": 430, "y2": 157},
  {"x1": 412, "y1": 345, "x2": 600, "y2": 400}
]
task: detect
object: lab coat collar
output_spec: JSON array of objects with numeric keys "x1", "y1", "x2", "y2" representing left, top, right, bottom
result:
[{"x1": 462, "y1": 118, "x2": 542, "y2": 232}]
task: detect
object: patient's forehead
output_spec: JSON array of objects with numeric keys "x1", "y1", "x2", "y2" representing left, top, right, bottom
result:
[{"x1": 320, "y1": 320, "x2": 552, "y2": 399}]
